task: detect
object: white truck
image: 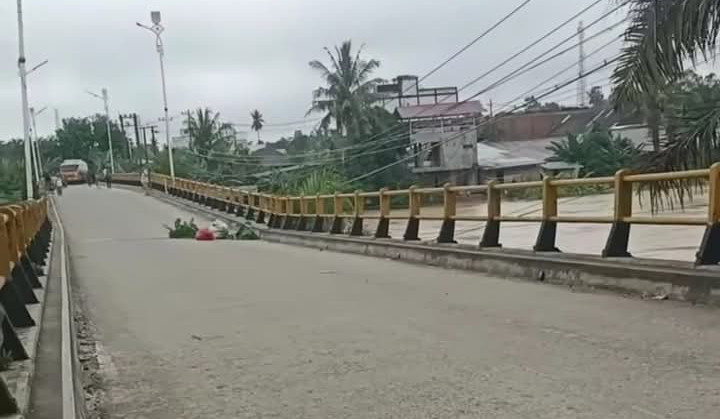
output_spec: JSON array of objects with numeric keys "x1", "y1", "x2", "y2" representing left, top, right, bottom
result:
[{"x1": 59, "y1": 159, "x2": 89, "y2": 184}]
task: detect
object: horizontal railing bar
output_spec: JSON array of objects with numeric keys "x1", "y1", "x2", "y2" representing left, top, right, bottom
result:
[
  {"x1": 452, "y1": 215, "x2": 489, "y2": 221},
  {"x1": 550, "y1": 177, "x2": 615, "y2": 187},
  {"x1": 621, "y1": 216, "x2": 706, "y2": 225},
  {"x1": 384, "y1": 190, "x2": 409, "y2": 196},
  {"x1": 495, "y1": 216, "x2": 544, "y2": 222},
  {"x1": 358, "y1": 192, "x2": 380, "y2": 198},
  {"x1": 549, "y1": 216, "x2": 614, "y2": 223},
  {"x1": 494, "y1": 181, "x2": 544, "y2": 190},
  {"x1": 416, "y1": 187, "x2": 446, "y2": 194},
  {"x1": 624, "y1": 169, "x2": 709, "y2": 182},
  {"x1": 449, "y1": 185, "x2": 489, "y2": 193}
]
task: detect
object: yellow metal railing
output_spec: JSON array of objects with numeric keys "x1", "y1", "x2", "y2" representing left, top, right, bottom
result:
[
  {"x1": 1, "y1": 198, "x2": 48, "y2": 287},
  {"x1": 113, "y1": 163, "x2": 720, "y2": 265}
]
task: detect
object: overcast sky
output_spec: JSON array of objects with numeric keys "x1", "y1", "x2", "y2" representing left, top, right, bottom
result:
[{"x1": 1, "y1": 0, "x2": 707, "y2": 144}]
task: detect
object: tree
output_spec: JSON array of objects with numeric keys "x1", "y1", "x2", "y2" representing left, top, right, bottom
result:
[
  {"x1": 307, "y1": 40, "x2": 383, "y2": 135},
  {"x1": 250, "y1": 110, "x2": 264, "y2": 142},
  {"x1": 0, "y1": 140, "x2": 26, "y2": 202},
  {"x1": 588, "y1": 86, "x2": 607, "y2": 108},
  {"x1": 611, "y1": 0, "x2": 720, "y2": 106},
  {"x1": 183, "y1": 107, "x2": 232, "y2": 158},
  {"x1": 53, "y1": 115, "x2": 129, "y2": 172},
  {"x1": 547, "y1": 128, "x2": 640, "y2": 177}
]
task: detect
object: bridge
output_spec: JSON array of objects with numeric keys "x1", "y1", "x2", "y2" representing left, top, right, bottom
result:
[{"x1": 2, "y1": 169, "x2": 720, "y2": 418}]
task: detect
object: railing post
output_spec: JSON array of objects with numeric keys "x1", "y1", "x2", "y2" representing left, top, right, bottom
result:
[
  {"x1": 282, "y1": 197, "x2": 295, "y2": 230},
  {"x1": 480, "y1": 180, "x2": 502, "y2": 247},
  {"x1": 602, "y1": 169, "x2": 633, "y2": 258},
  {"x1": 330, "y1": 193, "x2": 344, "y2": 234},
  {"x1": 437, "y1": 183, "x2": 456, "y2": 243},
  {"x1": 267, "y1": 196, "x2": 276, "y2": 228},
  {"x1": 534, "y1": 176, "x2": 560, "y2": 252},
  {"x1": 696, "y1": 163, "x2": 720, "y2": 264},
  {"x1": 375, "y1": 188, "x2": 391, "y2": 238},
  {"x1": 350, "y1": 191, "x2": 364, "y2": 236},
  {"x1": 272, "y1": 197, "x2": 283, "y2": 228},
  {"x1": 312, "y1": 195, "x2": 325, "y2": 232},
  {"x1": 297, "y1": 196, "x2": 308, "y2": 231},
  {"x1": 245, "y1": 193, "x2": 256, "y2": 220},
  {"x1": 235, "y1": 190, "x2": 246, "y2": 217},
  {"x1": 403, "y1": 186, "x2": 420, "y2": 240},
  {"x1": 256, "y1": 194, "x2": 266, "y2": 224}
]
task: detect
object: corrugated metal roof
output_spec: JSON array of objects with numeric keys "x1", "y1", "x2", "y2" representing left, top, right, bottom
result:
[
  {"x1": 476, "y1": 137, "x2": 561, "y2": 169},
  {"x1": 396, "y1": 101, "x2": 484, "y2": 120}
]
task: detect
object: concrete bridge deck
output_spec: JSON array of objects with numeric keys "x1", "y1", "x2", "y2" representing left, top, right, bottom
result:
[{"x1": 56, "y1": 186, "x2": 720, "y2": 418}]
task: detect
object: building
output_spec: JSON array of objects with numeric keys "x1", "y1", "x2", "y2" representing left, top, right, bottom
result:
[
  {"x1": 377, "y1": 75, "x2": 459, "y2": 109},
  {"x1": 398, "y1": 101, "x2": 485, "y2": 185},
  {"x1": 476, "y1": 107, "x2": 643, "y2": 182}
]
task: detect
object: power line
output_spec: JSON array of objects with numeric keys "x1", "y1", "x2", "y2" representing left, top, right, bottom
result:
[
  {"x1": 322, "y1": 0, "x2": 621, "y2": 157},
  {"x1": 500, "y1": 35, "x2": 621, "y2": 107},
  {"x1": 343, "y1": 56, "x2": 621, "y2": 185},
  {"x1": 418, "y1": 0, "x2": 536, "y2": 84}
]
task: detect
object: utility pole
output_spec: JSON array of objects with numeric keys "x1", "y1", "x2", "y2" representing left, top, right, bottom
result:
[
  {"x1": 102, "y1": 89, "x2": 114, "y2": 173},
  {"x1": 16, "y1": 0, "x2": 33, "y2": 199},
  {"x1": 86, "y1": 89, "x2": 115, "y2": 173},
  {"x1": 119, "y1": 114, "x2": 133, "y2": 159},
  {"x1": 132, "y1": 113, "x2": 145, "y2": 164},
  {"x1": 150, "y1": 126, "x2": 159, "y2": 152},
  {"x1": 29, "y1": 106, "x2": 47, "y2": 183},
  {"x1": 577, "y1": 21, "x2": 586, "y2": 107},
  {"x1": 139, "y1": 123, "x2": 157, "y2": 165}
]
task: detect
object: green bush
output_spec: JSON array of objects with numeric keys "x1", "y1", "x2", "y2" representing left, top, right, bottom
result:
[
  {"x1": 235, "y1": 223, "x2": 259, "y2": 240},
  {"x1": 164, "y1": 218, "x2": 198, "y2": 239}
]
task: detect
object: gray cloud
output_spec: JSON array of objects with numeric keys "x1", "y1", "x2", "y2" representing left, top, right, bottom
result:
[{"x1": 1, "y1": 0, "x2": 638, "y2": 142}]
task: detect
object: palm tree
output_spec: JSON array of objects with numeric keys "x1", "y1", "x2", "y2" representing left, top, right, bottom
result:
[
  {"x1": 611, "y1": 1, "x2": 720, "y2": 206},
  {"x1": 250, "y1": 110, "x2": 264, "y2": 143},
  {"x1": 612, "y1": 0, "x2": 720, "y2": 146},
  {"x1": 184, "y1": 107, "x2": 232, "y2": 157},
  {"x1": 307, "y1": 40, "x2": 383, "y2": 136}
]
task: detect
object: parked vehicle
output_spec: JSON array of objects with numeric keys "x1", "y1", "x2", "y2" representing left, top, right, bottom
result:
[{"x1": 59, "y1": 159, "x2": 89, "y2": 184}]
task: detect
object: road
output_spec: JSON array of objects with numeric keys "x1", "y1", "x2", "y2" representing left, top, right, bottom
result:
[{"x1": 56, "y1": 186, "x2": 720, "y2": 418}]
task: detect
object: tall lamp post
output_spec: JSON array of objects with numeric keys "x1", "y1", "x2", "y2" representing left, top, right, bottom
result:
[
  {"x1": 29, "y1": 106, "x2": 47, "y2": 183},
  {"x1": 16, "y1": 0, "x2": 33, "y2": 198},
  {"x1": 87, "y1": 89, "x2": 115, "y2": 173},
  {"x1": 137, "y1": 11, "x2": 175, "y2": 182}
]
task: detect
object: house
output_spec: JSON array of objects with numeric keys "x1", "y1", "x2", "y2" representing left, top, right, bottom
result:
[
  {"x1": 476, "y1": 107, "x2": 640, "y2": 182},
  {"x1": 397, "y1": 101, "x2": 485, "y2": 185}
]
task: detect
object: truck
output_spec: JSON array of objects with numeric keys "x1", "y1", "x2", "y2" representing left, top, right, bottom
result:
[{"x1": 59, "y1": 159, "x2": 89, "y2": 184}]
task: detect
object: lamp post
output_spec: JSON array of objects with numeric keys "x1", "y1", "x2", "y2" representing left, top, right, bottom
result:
[
  {"x1": 137, "y1": 11, "x2": 175, "y2": 182},
  {"x1": 29, "y1": 106, "x2": 47, "y2": 183},
  {"x1": 16, "y1": 0, "x2": 33, "y2": 198},
  {"x1": 86, "y1": 89, "x2": 115, "y2": 173}
]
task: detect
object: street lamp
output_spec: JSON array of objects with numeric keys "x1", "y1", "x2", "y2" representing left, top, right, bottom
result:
[
  {"x1": 137, "y1": 11, "x2": 175, "y2": 182},
  {"x1": 29, "y1": 106, "x2": 47, "y2": 184},
  {"x1": 16, "y1": 0, "x2": 33, "y2": 198},
  {"x1": 86, "y1": 89, "x2": 115, "y2": 173}
]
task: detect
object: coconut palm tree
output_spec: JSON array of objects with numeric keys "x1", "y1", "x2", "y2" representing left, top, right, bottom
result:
[
  {"x1": 611, "y1": 1, "x2": 720, "y2": 206},
  {"x1": 612, "y1": 0, "x2": 720, "y2": 147},
  {"x1": 250, "y1": 110, "x2": 264, "y2": 143},
  {"x1": 306, "y1": 40, "x2": 383, "y2": 136},
  {"x1": 184, "y1": 107, "x2": 232, "y2": 157}
]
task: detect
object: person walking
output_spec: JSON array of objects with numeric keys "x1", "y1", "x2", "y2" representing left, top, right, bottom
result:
[{"x1": 103, "y1": 167, "x2": 112, "y2": 189}]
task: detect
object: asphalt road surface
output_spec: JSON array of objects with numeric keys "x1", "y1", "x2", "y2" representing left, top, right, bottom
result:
[{"x1": 56, "y1": 186, "x2": 720, "y2": 418}]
